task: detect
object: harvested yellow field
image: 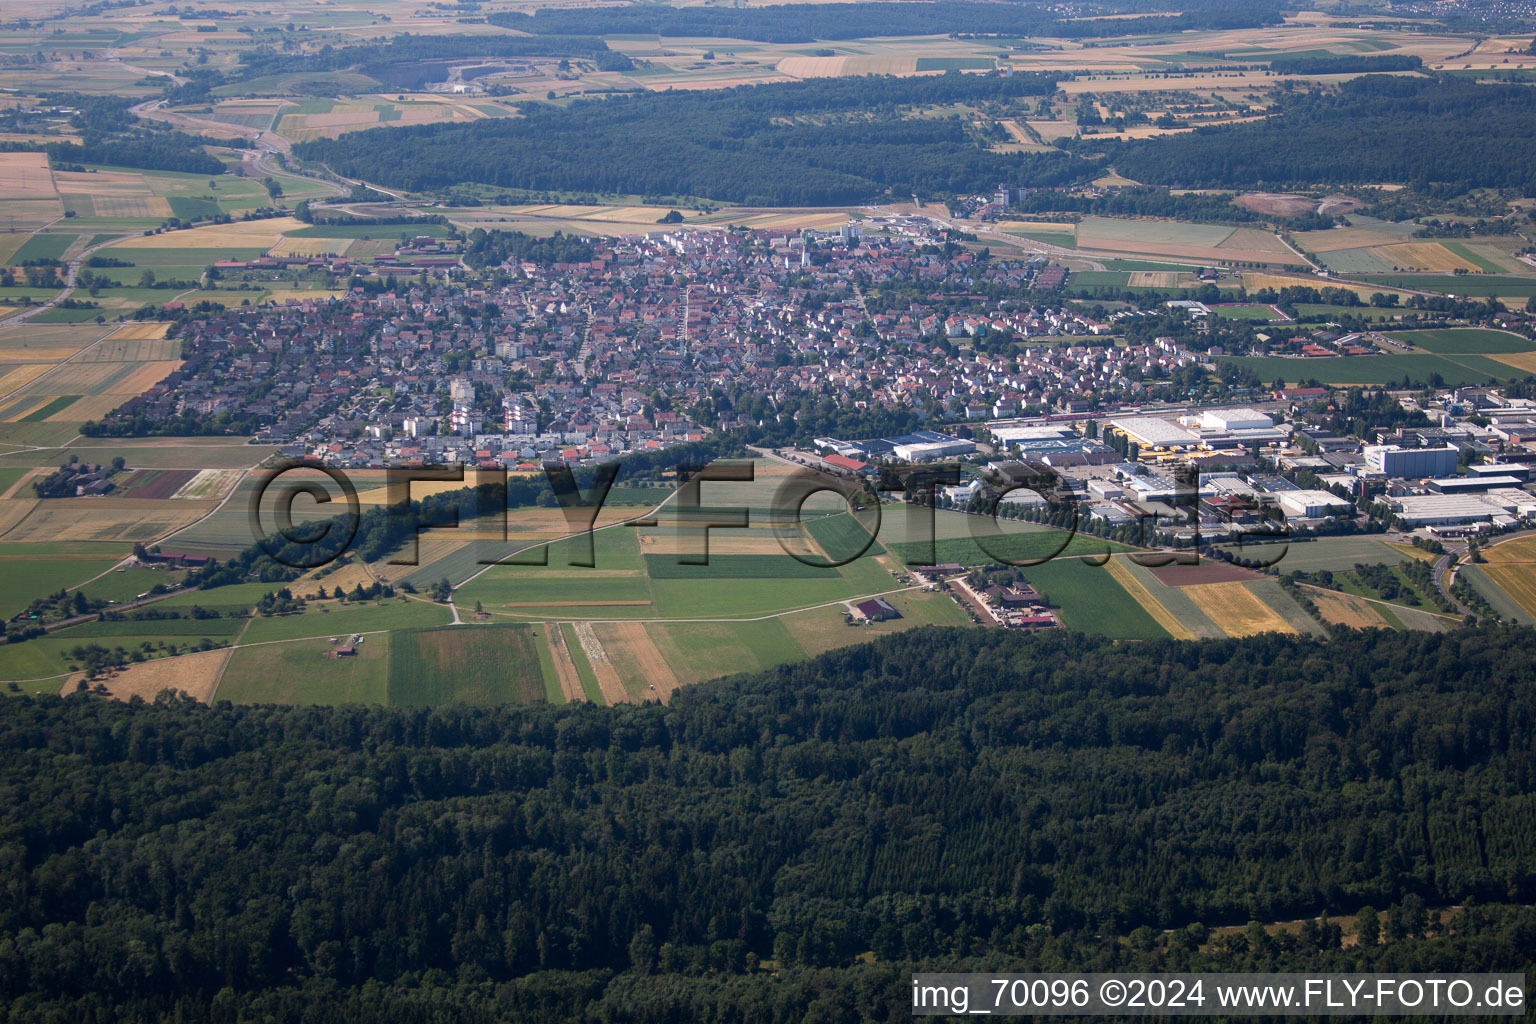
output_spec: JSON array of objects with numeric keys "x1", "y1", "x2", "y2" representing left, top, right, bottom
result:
[
  {"x1": 1291, "y1": 226, "x2": 1403, "y2": 252},
  {"x1": 45, "y1": 393, "x2": 125, "y2": 422},
  {"x1": 0, "y1": 363, "x2": 53, "y2": 395},
  {"x1": 269, "y1": 236, "x2": 353, "y2": 258},
  {"x1": 86, "y1": 647, "x2": 231, "y2": 703},
  {"x1": 1129, "y1": 271, "x2": 1183, "y2": 287},
  {"x1": 110, "y1": 217, "x2": 307, "y2": 250},
  {"x1": 109, "y1": 322, "x2": 171, "y2": 340},
  {"x1": 0, "y1": 152, "x2": 57, "y2": 200},
  {"x1": 1106, "y1": 555, "x2": 1195, "y2": 639},
  {"x1": 1483, "y1": 535, "x2": 1536, "y2": 563},
  {"x1": 1369, "y1": 242, "x2": 1480, "y2": 273},
  {"x1": 2, "y1": 500, "x2": 213, "y2": 543},
  {"x1": 104, "y1": 361, "x2": 183, "y2": 395},
  {"x1": 77, "y1": 338, "x2": 181, "y2": 362},
  {"x1": 1243, "y1": 272, "x2": 1401, "y2": 299},
  {"x1": 0, "y1": 498, "x2": 36, "y2": 535},
  {"x1": 1477, "y1": 563, "x2": 1536, "y2": 620},
  {"x1": 1184, "y1": 581, "x2": 1297, "y2": 636},
  {"x1": 293, "y1": 561, "x2": 378, "y2": 599},
  {"x1": 595, "y1": 621, "x2": 680, "y2": 701},
  {"x1": 1219, "y1": 227, "x2": 1293, "y2": 254},
  {"x1": 1306, "y1": 586, "x2": 1390, "y2": 629},
  {"x1": 1488, "y1": 352, "x2": 1536, "y2": 375}
]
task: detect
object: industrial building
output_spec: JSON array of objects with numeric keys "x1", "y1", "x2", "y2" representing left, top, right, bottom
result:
[
  {"x1": 1276, "y1": 489, "x2": 1352, "y2": 519},
  {"x1": 1108, "y1": 416, "x2": 1201, "y2": 451},
  {"x1": 1364, "y1": 444, "x2": 1459, "y2": 478}
]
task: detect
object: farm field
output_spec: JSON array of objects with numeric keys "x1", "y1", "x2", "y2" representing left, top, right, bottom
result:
[
  {"x1": 1218, "y1": 353, "x2": 1515, "y2": 386},
  {"x1": 1173, "y1": 580, "x2": 1308, "y2": 635},
  {"x1": 387, "y1": 624, "x2": 546, "y2": 706},
  {"x1": 217, "y1": 637, "x2": 389, "y2": 705},
  {"x1": 1458, "y1": 564, "x2": 1534, "y2": 626},
  {"x1": 1247, "y1": 536, "x2": 1412, "y2": 573},
  {"x1": 0, "y1": 554, "x2": 124, "y2": 619},
  {"x1": 235, "y1": 598, "x2": 452, "y2": 645},
  {"x1": 87, "y1": 647, "x2": 233, "y2": 703},
  {"x1": 1306, "y1": 585, "x2": 1394, "y2": 629},
  {"x1": 1394, "y1": 328, "x2": 1536, "y2": 354},
  {"x1": 1068, "y1": 216, "x2": 1304, "y2": 266}
]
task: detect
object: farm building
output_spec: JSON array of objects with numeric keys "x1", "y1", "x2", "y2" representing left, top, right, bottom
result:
[{"x1": 851, "y1": 598, "x2": 899, "y2": 622}]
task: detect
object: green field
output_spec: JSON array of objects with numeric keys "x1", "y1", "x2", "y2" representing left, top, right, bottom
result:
[
  {"x1": 1210, "y1": 304, "x2": 1279, "y2": 321},
  {"x1": 1219, "y1": 353, "x2": 1516, "y2": 386},
  {"x1": 51, "y1": 616, "x2": 245, "y2": 639},
  {"x1": 888, "y1": 529, "x2": 1130, "y2": 568},
  {"x1": 1394, "y1": 328, "x2": 1535, "y2": 355},
  {"x1": 1240, "y1": 536, "x2": 1409, "y2": 572},
  {"x1": 236, "y1": 598, "x2": 451, "y2": 644},
  {"x1": 643, "y1": 554, "x2": 831, "y2": 578},
  {"x1": 0, "y1": 557, "x2": 124, "y2": 619},
  {"x1": 19, "y1": 396, "x2": 80, "y2": 422},
  {"x1": 387, "y1": 624, "x2": 546, "y2": 706},
  {"x1": 1350, "y1": 275, "x2": 1536, "y2": 298},
  {"x1": 1016, "y1": 559, "x2": 1168, "y2": 640},
  {"x1": 650, "y1": 618, "x2": 806, "y2": 683},
  {"x1": 218, "y1": 636, "x2": 388, "y2": 705}
]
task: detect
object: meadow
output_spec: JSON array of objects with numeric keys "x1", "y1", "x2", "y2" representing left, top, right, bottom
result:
[
  {"x1": 1219, "y1": 353, "x2": 1515, "y2": 386},
  {"x1": 217, "y1": 637, "x2": 389, "y2": 705},
  {"x1": 387, "y1": 624, "x2": 546, "y2": 706},
  {"x1": 1394, "y1": 328, "x2": 1535, "y2": 354}
]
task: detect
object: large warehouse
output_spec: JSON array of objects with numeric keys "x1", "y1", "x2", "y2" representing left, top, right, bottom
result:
[
  {"x1": 1364, "y1": 444, "x2": 1459, "y2": 478},
  {"x1": 1277, "y1": 489, "x2": 1353, "y2": 519}
]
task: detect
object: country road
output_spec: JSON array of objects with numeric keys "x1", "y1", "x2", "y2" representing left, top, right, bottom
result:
[{"x1": 0, "y1": 232, "x2": 143, "y2": 329}]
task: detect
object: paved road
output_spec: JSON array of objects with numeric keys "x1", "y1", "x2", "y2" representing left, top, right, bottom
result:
[{"x1": 0, "y1": 232, "x2": 143, "y2": 329}]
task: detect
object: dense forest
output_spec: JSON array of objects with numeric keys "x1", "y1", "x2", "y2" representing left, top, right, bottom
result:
[
  {"x1": 1112, "y1": 76, "x2": 1536, "y2": 194},
  {"x1": 296, "y1": 72, "x2": 1075, "y2": 204},
  {"x1": 0, "y1": 627, "x2": 1531, "y2": 1020},
  {"x1": 498, "y1": 2, "x2": 1284, "y2": 44},
  {"x1": 234, "y1": 33, "x2": 631, "y2": 83}
]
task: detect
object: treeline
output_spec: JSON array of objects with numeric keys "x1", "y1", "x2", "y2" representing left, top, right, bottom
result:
[
  {"x1": 1112, "y1": 76, "x2": 1536, "y2": 195},
  {"x1": 0, "y1": 627, "x2": 1531, "y2": 1020},
  {"x1": 296, "y1": 72, "x2": 1075, "y2": 204},
  {"x1": 1267, "y1": 53, "x2": 1422, "y2": 75},
  {"x1": 1008, "y1": 186, "x2": 1335, "y2": 230},
  {"x1": 1, "y1": 132, "x2": 224, "y2": 176},
  {"x1": 502, "y1": 2, "x2": 1282, "y2": 44},
  {"x1": 235, "y1": 33, "x2": 630, "y2": 83},
  {"x1": 463, "y1": 228, "x2": 595, "y2": 270}
]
